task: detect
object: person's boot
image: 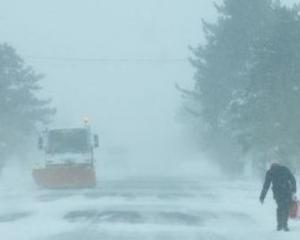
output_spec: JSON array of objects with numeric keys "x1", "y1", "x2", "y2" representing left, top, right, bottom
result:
[
  {"x1": 283, "y1": 226, "x2": 289, "y2": 232},
  {"x1": 277, "y1": 225, "x2": 283, "y2": 231}
]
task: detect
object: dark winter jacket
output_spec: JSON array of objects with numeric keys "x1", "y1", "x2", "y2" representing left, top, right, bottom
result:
[{"x1": 260, "y1": 164, "x2": 296, "y2": 202}]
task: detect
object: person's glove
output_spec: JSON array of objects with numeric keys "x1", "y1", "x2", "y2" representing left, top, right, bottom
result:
[{"x1": 292, "y1": 192, "x2": 297, "y2": 201}]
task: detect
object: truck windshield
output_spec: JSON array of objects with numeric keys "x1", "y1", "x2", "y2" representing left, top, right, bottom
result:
[{"x1": 46, "y1": 128, "x2": 90, "y2": 154}]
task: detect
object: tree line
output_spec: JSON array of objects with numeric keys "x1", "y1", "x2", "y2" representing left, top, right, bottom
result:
[
  {"x1": 184, "y1": 0, "x2": 300, "y2": 174},
  {"x1": 0, "y1": 44, "x2": 55, "y2": 170}
]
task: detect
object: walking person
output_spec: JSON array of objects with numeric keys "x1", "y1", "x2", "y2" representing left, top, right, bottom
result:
[{"x1": 259, "y1": 162, "x2": 297, "y2": 231}]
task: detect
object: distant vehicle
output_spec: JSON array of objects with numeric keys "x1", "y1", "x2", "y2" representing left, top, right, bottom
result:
[{"x1": 32, "y1": 121, "x2": 99, "y2": 189}]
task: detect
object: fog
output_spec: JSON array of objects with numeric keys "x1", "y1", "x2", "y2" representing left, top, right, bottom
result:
[
  {"x1": 1, "y1": 1, "x2": 300, "y2": 239},
  {"x1": 0, "y1": 0, "x2": 220, "y2": 178},
  {"x1": 1, "y1": 0, "x2": 296, "y2": 177}
]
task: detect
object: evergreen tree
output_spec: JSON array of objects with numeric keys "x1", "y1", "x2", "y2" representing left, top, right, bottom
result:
[
  {"x1": 0, "y1": 44, "x2": 55, "y2": 168},
  {"x1": 188, "y1": 0, "x2": 273, "y2": 172},
  {"x1": 230, "y1": 4, "x2": 300, "y2": 167}
]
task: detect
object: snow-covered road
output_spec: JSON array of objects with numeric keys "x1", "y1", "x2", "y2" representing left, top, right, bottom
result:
[{"x1": 0, "y1": 178, "x2": 299, "y2": 240}]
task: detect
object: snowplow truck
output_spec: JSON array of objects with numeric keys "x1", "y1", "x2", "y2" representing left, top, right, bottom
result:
[{"x1": 32, "y1": 126, "x2": 99, "y2": 189}]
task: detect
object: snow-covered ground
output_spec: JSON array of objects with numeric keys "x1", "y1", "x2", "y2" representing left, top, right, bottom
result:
[{"x1": 0, "y1": 175, "x2": 299, "y2": 240}]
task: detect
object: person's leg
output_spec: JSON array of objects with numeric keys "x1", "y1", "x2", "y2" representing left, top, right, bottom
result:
[
  {"x1": 276, "y1": 200, "x2": 283, "y2": 231},
  {"x1": 282, "y1": 198, "x2": 291, "y2": 231},
  {"x1": 276, "y1": 199, "x2": 285, "y2": 231}
]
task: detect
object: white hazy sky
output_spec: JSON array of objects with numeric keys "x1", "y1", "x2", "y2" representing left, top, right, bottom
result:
[{"x1": 0, "y1": 0, "x2": 298, "y2": 174}]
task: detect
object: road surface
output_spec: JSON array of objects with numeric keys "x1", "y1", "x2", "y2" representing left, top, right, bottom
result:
[{"x1": 0, "y1": 177, "x2": 299, "y2": 240}]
